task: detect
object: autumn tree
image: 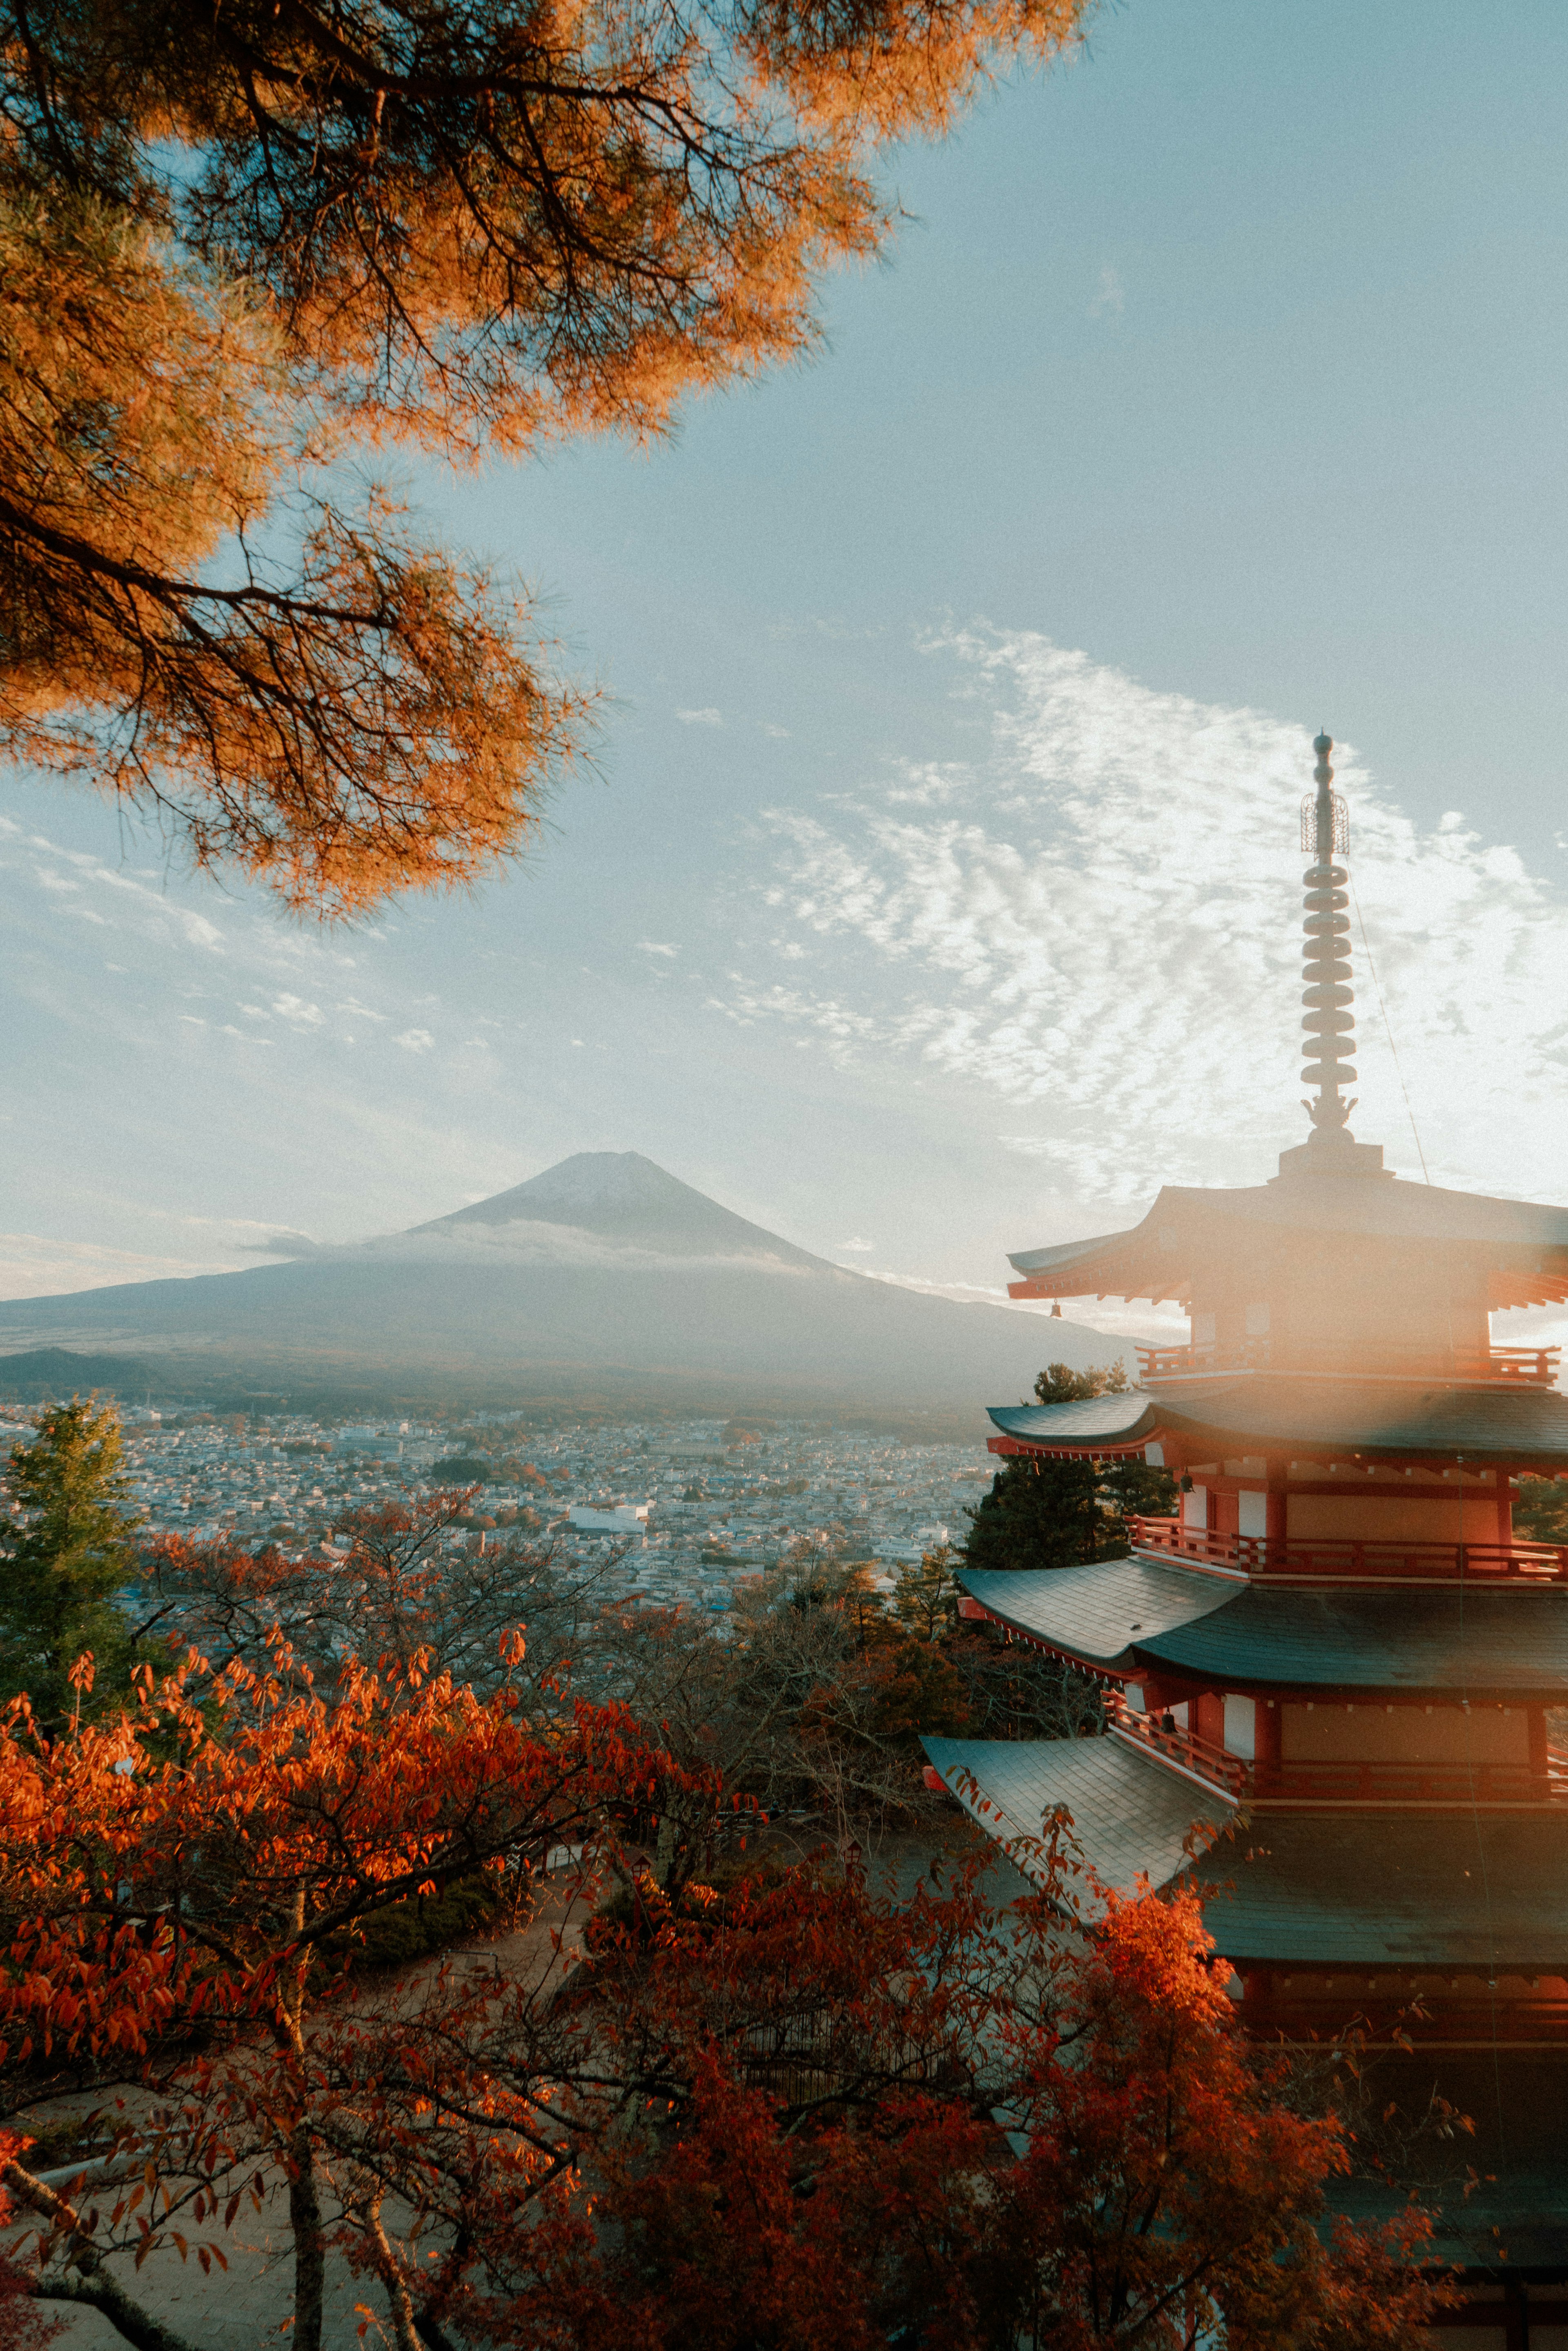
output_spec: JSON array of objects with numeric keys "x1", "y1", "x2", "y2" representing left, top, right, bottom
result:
[
  {"x1": 1, "y1": 0, "x2": 1088, "y2": 914},
  {"x1": 0, "y1": 1631, "x2": 723, "y2": 2351},
  {"x1": 564, "y1": 1874, "x2": 1459, "y2": 2351},
  {"x1": 135, "y1": 1488, "x2": 627, "y2": 1697},
  {"x1": 966, "y1": 1361, "x2": 1177, "y2": 1576},
  {"x1": 0, "y1": 1669, "x2": 1456, "y2": 2351},
  {"x1": 0, "y1": 1399, "x2": 142, "y2": 1728}
]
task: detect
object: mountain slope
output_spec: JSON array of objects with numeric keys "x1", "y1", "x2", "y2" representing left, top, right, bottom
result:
[{"x1": 0, "y1": 1154, "x2": 1138, "y2": 1415}]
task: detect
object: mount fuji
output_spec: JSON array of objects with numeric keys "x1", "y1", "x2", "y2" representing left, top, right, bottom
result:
[{"x1": 0, "y1": 1154, "x2": 1133, "y2": 1418}]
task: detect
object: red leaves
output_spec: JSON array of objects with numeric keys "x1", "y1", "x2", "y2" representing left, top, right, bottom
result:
[
  {"x1": 0, "y1": 1647, "x2": 1456, "y2": 2351},
  {"x1": 0, "y1": 1635, "x2": 715, "y2": 2065}
]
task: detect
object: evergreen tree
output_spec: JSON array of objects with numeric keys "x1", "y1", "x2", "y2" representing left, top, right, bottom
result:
[
  {"x1": 891, "y1": 1545, "x2": 962, "y2": 1642},
  {"x1": 0, "y1": 1397, "x2": 143, "y2": 1726},
  {"x1": 964, "y1": 1361, "x2": 1177, "y2": 1574},
  {"x1": 1514, "y1": 1475, "x2": 1568, "y2": 1547}
]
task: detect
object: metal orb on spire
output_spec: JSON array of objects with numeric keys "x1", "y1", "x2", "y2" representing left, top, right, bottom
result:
[{"x1": 1298, "y1": 733, "x2": 1357, "y2": 1138}]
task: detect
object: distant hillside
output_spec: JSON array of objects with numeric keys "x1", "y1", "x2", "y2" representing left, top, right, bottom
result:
[
  {"x1": 0, "y1": 1348, "x2": 178, "y2": 1402},
  {"x1": 0, "y1": 1153, "x2": 1145, "y2": 1421}
]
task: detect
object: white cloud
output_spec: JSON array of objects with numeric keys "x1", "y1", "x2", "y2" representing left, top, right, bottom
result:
[
  {"x1": 271, "y1": 992, "x2": 326, "y2": 1029},
  {"x1": 837, "y1": 1236, "x2": 875, "y2": 1252},
  {"x1": 638, "y1": 941, "x2": 679, "y2": 958},
  {"x1": 676, "y1": 707, "x2": 723, "y2": 726},
  {"x1": 394, "y1": 1028, "x2": 434, "y2": 1053},
  {"x1": 722, "y1": 630, "x2": 1568, "y2": 1214},
  {"x1": 1090, "y1": 264, "x2": 1125, "y2": 318}
]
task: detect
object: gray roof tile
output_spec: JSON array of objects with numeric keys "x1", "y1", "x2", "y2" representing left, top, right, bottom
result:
[{"x1": 923, "y1": 1735, "x2": 1568, "y2": 1969}]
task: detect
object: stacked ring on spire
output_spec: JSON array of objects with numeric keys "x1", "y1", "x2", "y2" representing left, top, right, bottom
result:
[{"x1": 1300, "y1": 861, "x2": 1356, "y2": 1089}]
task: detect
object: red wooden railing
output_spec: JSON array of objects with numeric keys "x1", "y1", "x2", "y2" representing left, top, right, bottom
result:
[
  {"x1": 1106, "y1": 1694, "x2": 1568, "y2": 1806},
  {"x1": 1105, "y1": 1696, "x2": 1248, "y2": 1797},
  {"x1": 1134, "y1": 1342, "x2": 1561, "y2": 1386},
  {"x1": 1126, "y1": 1514, "x2": 1568, "y2": 1583}
]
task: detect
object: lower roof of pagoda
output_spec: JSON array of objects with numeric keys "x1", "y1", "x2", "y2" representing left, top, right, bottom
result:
[
  {"x1": 987, "y1": 1372, "x2": 1568, "y2": 1469},
  {"x1": 922, "y1": 1734, "x2": 1568, "y2": 1970},
  {"x1": 959, "y1": 1561, "x2": 1568, "y2": 1698}
]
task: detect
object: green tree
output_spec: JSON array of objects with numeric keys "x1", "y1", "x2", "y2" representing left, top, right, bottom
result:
[
  {"x1": 0, "y1": 1398, "x2": 143, "y2": 1726},
  {"x1": 893, "y1": 1544, "x2": 962, "y2": 1642},
  {"x1": 964, "y1": 1361, "x2": 1176, "y2": 1575},
  {"x1": 1514, "y1": 1475, "x2": 1568, "y2": 1547}
]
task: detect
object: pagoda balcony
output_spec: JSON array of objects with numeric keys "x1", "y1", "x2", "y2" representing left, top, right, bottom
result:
[
  {"x1": 1126, "y1": 1513, "x2": 1568, "y2": 1584},
  {"x1": 1133, "y1": 1341, "x2": 1560, "y2": 1386},
  {"x1": 1106, "y1": 1696, "x2": 1568, "y2": 1808}
]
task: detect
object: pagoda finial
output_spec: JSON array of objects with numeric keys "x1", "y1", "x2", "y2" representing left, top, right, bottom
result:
[{"x1": 1298, "y1": 731, "x2": 1356, "y2": 1143}]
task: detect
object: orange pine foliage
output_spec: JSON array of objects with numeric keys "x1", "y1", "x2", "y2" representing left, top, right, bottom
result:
[{"x1": 0, "y1": 0, "x2": 1089, "y2": 910}]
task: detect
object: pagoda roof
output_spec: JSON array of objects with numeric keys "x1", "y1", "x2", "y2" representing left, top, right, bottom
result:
[
  {"x1": 1190, "y1": 1805, "x2": 1568, "y2": 1973},
  {"x1": 922, "y1": 1736, "x2": 1568, "y2": 1970},
  {"x1": 920, "y1": 1729, "x2": 1229, "y2": 1900},
  {"x1": 987, "y1": 1373, "x2": 1568, "y2": 1469},
  {"x1": 958, "y1": 1562, "x2": 1568, "y2": 1698},
  {"x1": 1007, "y1": 1174, "x2": 1568, "y2": 1310}
]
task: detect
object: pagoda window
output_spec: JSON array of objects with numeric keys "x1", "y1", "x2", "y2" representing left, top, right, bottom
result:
[
  {"x1": 1193, "y1": 1311, "x2": 1217, "y2": 1347},
  {"x1": 1181, "y1": 1486, "x2": 1208, "y2": 1530},
  {"x1": 1223, "y1": 1694, "x2": 1256, "y2": 1759},
  {"x1": 1245, "y1": 1301, "x2": 1271, "y2": 1336}
]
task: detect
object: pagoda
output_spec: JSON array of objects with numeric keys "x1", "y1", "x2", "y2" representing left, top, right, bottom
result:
[{"x1": 924, "y1": 736, "x2": 1568, "y2": 2328}]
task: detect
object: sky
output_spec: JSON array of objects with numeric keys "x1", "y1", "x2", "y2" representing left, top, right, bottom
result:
[{"x1": 6, "y1": 0, "x2": 1568, "y2": 1353}]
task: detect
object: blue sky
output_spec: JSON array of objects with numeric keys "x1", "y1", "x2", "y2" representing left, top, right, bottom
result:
[{"x1": 6, "y1": 0, "x2": 1568, "y2": 1348}]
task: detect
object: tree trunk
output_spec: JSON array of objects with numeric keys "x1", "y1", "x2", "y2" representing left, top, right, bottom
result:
[
  {"x1": 362, "y1": 2196, "x2": 423, "y2": 2351},
  {"x1": 288, "y1": 2115, "x2": 325, "y2": 2351},
  {"x1": 281, "y1": 1918, "x2": 326, "y2": 2351}
]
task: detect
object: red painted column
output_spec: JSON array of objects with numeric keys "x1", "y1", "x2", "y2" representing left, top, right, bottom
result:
[
  {"x1": 1265, "y1": 1475, "x2": 1287, "y2": 1569},
  {"x1": 1528, "y1": 1705, "x2": 1549, "y2": 1786}
]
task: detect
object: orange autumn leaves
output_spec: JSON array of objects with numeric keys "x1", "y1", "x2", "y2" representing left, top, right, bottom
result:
[
  {"x1": 1, "y1": 0, "x2": 1087, "y2": 913},
  {"x1": 0, "y1": 1631, "x2": 1454, "y2": 2349},
  {"x1": 0, "y1": 1636, "x2": 698, "y2": 2068}
]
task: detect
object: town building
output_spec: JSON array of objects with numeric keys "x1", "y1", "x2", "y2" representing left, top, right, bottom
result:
[{"x1": 924, "y1": 736, "x2": 1568, "y2": 2334}]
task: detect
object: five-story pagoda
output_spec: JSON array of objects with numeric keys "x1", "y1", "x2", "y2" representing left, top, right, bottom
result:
[{"x1": 925, "y1": 736, "x2": 1568, "y2": 2327}]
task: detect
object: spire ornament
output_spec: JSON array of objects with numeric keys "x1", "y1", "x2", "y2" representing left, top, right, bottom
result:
[
  {"x1": 1299, "y1": 733, "x2": 1357, "y2": 1135},
  {"x1": 1273, "y1": 733, "x2": 1387, "y2": 1179}
]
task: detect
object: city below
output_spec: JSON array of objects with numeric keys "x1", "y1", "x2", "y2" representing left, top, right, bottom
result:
[{"x1": 0, "y1": 1404, "x2": 996, "y2": 1610}]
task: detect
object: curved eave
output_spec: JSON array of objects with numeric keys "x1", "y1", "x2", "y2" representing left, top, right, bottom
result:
[
  {"x1": 1004, "y1": 1180, "x2": 1568, "y2": 1310},
  {"x1": 924, "y1": 1735, "x2": 1568, "y2": 1969},
  {"x1": 956, "y1": 1562, "x2": 1239, "y2": 1680},
  {"x1": 921, "y1": 1732, "x2": 1231, "y2": 1901},
  {"x1": 959, "y1": 1562, "x2": 1568, "y2": 1700},
  {"x1": 989, "y1": 1376, "x2": 1568, "y2": 1474},
  {"x1": 1135, "y1": 1578, "x2": 1568, "y2": 1700}
]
